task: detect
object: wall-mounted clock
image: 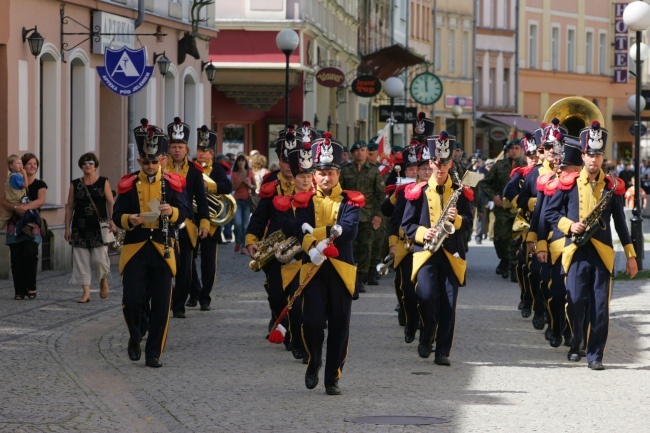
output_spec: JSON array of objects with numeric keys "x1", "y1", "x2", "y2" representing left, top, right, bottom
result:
[{"x1": 410, "y1": 72, "x2": 443, "y2": 105}]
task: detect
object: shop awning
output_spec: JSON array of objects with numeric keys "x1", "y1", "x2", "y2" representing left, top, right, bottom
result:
[
  {"x1": 482, "y1": 114, "x2": 541, "y2": 133},
  {"x1": 360, "y1": 45, "x2": 427, "y2": 81}
]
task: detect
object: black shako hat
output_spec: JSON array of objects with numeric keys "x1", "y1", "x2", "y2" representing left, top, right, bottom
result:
[
  {"x1": 135, "y1": 125, "x2": 168, "y2": 159},
  {"x1": 167, "y1": 117, "x2": 190, "y2": 144},
  {"x1": 197, "y1": 125, "x2": 217, "y2": 152},
  {"x1": 311, "y1": 132, "x2": 343, "y2": 170},
  {"x1": 580, "y1": 121, "x2": 608, "y2": 155},
  {"x1": 427, "y1": 131, "x2": 454, "y2": 164},
  {"x1": 288, "y1": 144, "x2": 315, "y2": 177}
]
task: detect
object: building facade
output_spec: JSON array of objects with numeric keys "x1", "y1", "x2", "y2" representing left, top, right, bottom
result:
[
  {"x1": 519, "y1": 0, "x2": 635, "y2": 162},
  {"x1": 0, "y1": 0, "x2": 216, "y2": 276}
]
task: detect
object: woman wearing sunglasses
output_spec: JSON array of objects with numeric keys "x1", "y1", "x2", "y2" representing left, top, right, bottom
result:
[{"x1": 63, "y1": 152, "x2": 116, "y2": 303}]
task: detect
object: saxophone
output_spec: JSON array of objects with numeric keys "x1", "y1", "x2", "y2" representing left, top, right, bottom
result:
[
  {"x1": 423, "y1": 172, "x2": 463, "y2": 253},
  {"x1": 274, "y1": 236, "x2": 302, "y2": 263},
  {"x1": 249, "y1": 230, "x2": 286, "y2": 271},
  {"x1": 571, "y1": 174, "x2": 616, "y2": 247}
]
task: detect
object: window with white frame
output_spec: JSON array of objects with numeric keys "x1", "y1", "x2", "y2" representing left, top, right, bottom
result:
[
  {"x1": 551, "y1": 26, "x2": 560, "y2": 70},
  {"x1": 599, "y1": 32, "x2": 607, "y2": 75},
  {"x1": 435, "y1": 27, "x2": 442, "y2": 71},
  {"x1": 586, "y1": 32, "x2": 594, "y2": 74},
  {"x1": 462, "y1": 31, "x2": 470, "y2": 77},
  {"x1": 448, "y1": 29, "x2": 456, "y2": 74},
  {"x1": 567, "y1": 29, "x2": 576, "y2": 72},
  {"x1": 529, "y1": 23, "x2": 538, "y2": 69}
]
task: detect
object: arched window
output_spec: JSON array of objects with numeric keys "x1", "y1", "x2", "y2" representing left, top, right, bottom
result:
[{"x1": 38, "y1": 44, "x2": 62, "y2": 205}]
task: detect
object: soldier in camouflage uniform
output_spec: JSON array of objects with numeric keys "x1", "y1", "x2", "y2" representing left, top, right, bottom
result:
[
  {"x1": 366, "y1": 137, "x2": 391, "y2": 285},
  {"x1": 340, "y1": 139, "x2": 385, "y2": 292},
  {"x1": 480, "y1": 139, "x2": 525, "y2": 279}
]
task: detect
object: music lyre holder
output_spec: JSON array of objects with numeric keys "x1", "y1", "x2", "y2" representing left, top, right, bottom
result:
[{"x1": 60, "y1": 4, "x2": 167, "y2": 62}]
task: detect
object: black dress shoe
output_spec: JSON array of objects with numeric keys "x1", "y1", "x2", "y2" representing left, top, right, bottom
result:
[
  {"x1": 185, "y1": 298, "x2": 198, "y2": 307},
  {"x1": 145, "y1": 358, "x2": 163, "y2": 368},
  {"x1": 417, "y1": 342, "x2": 432, "y2": 358},
  {"x1": 496, "y1": 260, "x2": 504, "y2": 275},
  {"x1": 501, "y1": 267, "x2": 510, "y2": 279},
  {"x1": 173, "y1": 311, "x2": 186, "y2": 319},
  {"x1": 292, "y1": 347, "x2": 304, "y2": 360},
  {"x1": 579, "y1": 349, "x2": 587, "y2": 357},
  {"x1": 200, "y1": 304, "x2": 211, "y2": 311},
  {"x1": 567, "y1": 349, "x2": 581, "y2": 362},
  {"x1": 397, "y1": 306, "x2": 406, "y2": 327},
  {"x1": 532, "y1": 313, "x2": 545, "y2": 330},
  {"x1": 588, "y1": 360, "x2": 604, "y2": 370},
  {"x1": 127, "y1": 338, "x2": 141, "y2": 361},
  {"x1": 404, "y1": 329, "x2": 416, "y2": 344},
  {"x1": 521, "y1": 308, "x2": 531, "y2": 318},
  {"x1": 434, "y1": 355, "x2": 451, "y2": 366},
  {"x1": 325, "y1": 383, "x2": 341, "y2": 395},
  {"x1": 517, "y1": 301, "x2": 524, "y2": 310},
  {"x1": 544, "y1": 326, "x2": 552, "y2": 341},
  {"x1": 305, "y1": 368, "x2": 320, "y2": 390},
  {"x1": 549, "y1": 335, "x2": 563, "y2": 348}
]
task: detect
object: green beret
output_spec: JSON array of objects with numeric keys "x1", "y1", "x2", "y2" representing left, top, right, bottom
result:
[
  {"x1": 350, "y1": 140, "x2": 367, "y2": 152},
  {"x1": 367, "y1": 141, "x2": 378, "y2": 151}
]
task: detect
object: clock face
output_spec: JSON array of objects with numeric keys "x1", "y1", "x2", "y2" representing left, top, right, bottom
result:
[{"x1": 410, "y1": 73, "x2": 443, "y2": 105}]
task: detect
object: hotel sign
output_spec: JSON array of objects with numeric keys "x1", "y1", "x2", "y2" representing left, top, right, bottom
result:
[{"x1": 614, "y1": 3, "x2": 628, "y2": 84}]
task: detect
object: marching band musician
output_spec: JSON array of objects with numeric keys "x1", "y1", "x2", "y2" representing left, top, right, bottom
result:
[
  {"x1": 293, "y1": 132, "x2": 363, "y2": 395},
  {"x1": 544, "y1": 122, "x2": 637, "y2": 370},
  {"x1": 113, "y1": 125, "x2": 186, "y2": 368},
  {"x1": 535, "y1": 136, "x2": 583, "y2": 348},
  {"x1": 166, "y1": 117, "x2": 210, "y2": 319},
  {"x1": 245, "y1": 126, "x2": 297, "y2": 347},
  {"x1": 402, "y1": 132, "x2": 473, "y2": 365},
  {"x1": 502, "y1": 131, "x2": 545, "y2": 330},
  {"x1": 272, "y1": 145, "x2": 316, "y2": 361},
  {"x1": 388, "y1": 144, "x2": 431, "y2": 343},
  {"x1": 187, "y1": 126, "x2": 232, "y2": 311}
]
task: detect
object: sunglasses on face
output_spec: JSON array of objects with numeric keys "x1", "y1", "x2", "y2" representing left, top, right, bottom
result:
[
  {"x1": 82, "y1": 161, "x2": 95, "y2": 166},
  {"x1": 141, "y1": 159, "x2": 159, "y2": 165}
]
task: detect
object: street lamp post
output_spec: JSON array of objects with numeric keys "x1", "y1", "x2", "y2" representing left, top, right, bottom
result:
[
  {"x1": 623, "y1": 1, "x2": 650, "y2": 270},
  {"x1": 276, "y1": 30, "x2": 299, "y2": 128},
  {"x1": 451, "y1": 104, "x2": 463, "y2": 145},
  {"x1": 384, "y1": 77, "x2": 405, "y2": 148}
]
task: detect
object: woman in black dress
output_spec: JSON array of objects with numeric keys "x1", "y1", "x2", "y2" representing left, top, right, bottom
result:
[
  {"x1": 1, "y1": 153, "x2": 47, "y2": 300},
  {"x1": 63, "y1": 152, "x2": 115, "y2": 303}
]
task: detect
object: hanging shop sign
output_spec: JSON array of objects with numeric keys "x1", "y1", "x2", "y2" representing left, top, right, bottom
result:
[
  {"x1": 351, "y1": 75, "x2": 382, "y2": 97},
  {"x1": 92, "y1": 11, "x2": 135, "y2": 55},
  {"x1": 97, "y1": 46, "x2": 154, "y2": 96},
  {"x1": 316, "y1": 67, "x2": 346, "y2": 88},
  {"x1": 378, "y1": 105, "x2": 418, "y2": 123},
  {"x1": 489, "y1": 126, "x2": 509, "y2": 141}
]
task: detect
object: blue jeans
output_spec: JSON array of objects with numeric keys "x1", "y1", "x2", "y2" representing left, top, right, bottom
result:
[{"x1": 233, "y1": 199, "x2": 250, "y2": 247}]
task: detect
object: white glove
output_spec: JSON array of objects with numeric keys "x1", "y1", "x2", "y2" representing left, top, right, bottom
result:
[
  {"x1": 309, "y1": 248, "x2": 326, "y2": 266},
  {"x1": 302, "y1": 223, "x2": 314, "y2": 234},
  {"x1": 487, "y1": 201, "x2": 494, "y2": 210},
  {"x1": 316, "y1": 239, "x2": 329, "y2": 253}
]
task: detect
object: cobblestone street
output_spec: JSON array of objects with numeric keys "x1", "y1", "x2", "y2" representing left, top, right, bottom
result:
[{"x1": 1, "y1": 241, "x2": 649, "y2": 432}]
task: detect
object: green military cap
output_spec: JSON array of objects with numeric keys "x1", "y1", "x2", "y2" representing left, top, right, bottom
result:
[
  {"x1": 350, "y1": 140, "x2": 367, "y2": 152},
  {"x1": 342, "y1": 146, "x2": 350, "y2": 152},
  {"x1": 367, "y1": 140, "x2": 378, "y2": 151}
]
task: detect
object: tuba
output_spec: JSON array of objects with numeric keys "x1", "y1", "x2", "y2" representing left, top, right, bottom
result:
[
  {"x1": 193, "y1": 173, "x2": 237, "y2": 226},
  {"x1": 543, "y1": 96, "x2": 605, "y2": 137},
  {"x1": 249, "y1": 230, "x2": 285, "y2": 271}
]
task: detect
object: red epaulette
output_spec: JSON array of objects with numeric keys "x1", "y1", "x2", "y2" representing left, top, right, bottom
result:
[
  {"x1": 605, "y1": 175, "x2": 626, "y2": 195},
  {"x1": 344, "y1": 190, "x2": 366, "y2": 208},
  {"x1": 262, "y1": 171, "x2": 273, "y2": 182},
  {"x1": 462, "y1": 186, "x2": 474, "y2": 201},
  {"x1": 521, "y1": 164, "x2": 536, "y2": 178},
  {"x1": 117, "y1": 173, "x2": 138, "y2": 194},
  {"x1": 191, "y1": 161, "x2": 204, "y2": 173},
  {"x1": 163, "y1": 172, "x2": 185, "y2": 192},
  {"x1": 395, "y1": 183, "x2": 411, "y2": 195},
  {"x1": 219, "y1": 161, "x2": 231, "y2": 174},
  {"x1": 273, "y1": 195, "x2": 292, "y2": 212},
  {"x1": 384, "y1": 184, "x2": 396, "y2": 195},
  {"x1": 510, "y1": 166, "x2": 524, "y2": 179},
  {"x1": 405, "y1": 181, "x2": 427, "y2": 200},
  {"x1": 293, "y1": 191, "x2": 316, "y2": 208},
  {"x1": 544, "y1": 178, "x2": 559, "y2": 197},
  {"x1": 558, "y1": 172, "x2": 580, "y2": 191},
  {"x1": 259, "y1": 180, "x2": 278, "y2": 198},
  {"x1": 537, "y1": 173, "x2": 555, "y2": 192}
]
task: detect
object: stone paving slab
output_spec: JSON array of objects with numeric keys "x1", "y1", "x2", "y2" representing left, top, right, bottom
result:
[{"x1": 0, "y1": 240, "x2": 648, "y2": 432}]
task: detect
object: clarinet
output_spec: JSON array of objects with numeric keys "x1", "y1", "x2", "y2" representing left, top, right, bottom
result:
[{"x1": 160, "y1": 173, "x2": 171, "y2": 258}]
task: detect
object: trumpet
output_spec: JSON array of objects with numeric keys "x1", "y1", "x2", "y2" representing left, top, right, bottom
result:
[
  {"x1": 376, "y1": 254, "x2": 394, "y2": 275},
  {"x1": 249, "y1": 230, "x2": 285, "y2": 272},
  {"x1": 274, "y1": 236, "x2": 302, "y2": 263}
]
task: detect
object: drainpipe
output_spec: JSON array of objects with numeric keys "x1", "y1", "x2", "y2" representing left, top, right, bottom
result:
[
  {"x1": 514, "y1": 0, "x2": 519, "y2": 114},
  {"x1": 472, "y1": 0, "x2": 477, "y2": 151},
  {"x1": 127, "y1": 0, "x2": 146, "y2": 173}
]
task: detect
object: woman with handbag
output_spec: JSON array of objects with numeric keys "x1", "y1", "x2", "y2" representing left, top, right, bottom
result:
[
  {"x1": 63, "y1": 152, "x2": 115, "y2": 303},
  {"x1": 1, "y1": 153, "x2": 47, "y2": 300}
]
